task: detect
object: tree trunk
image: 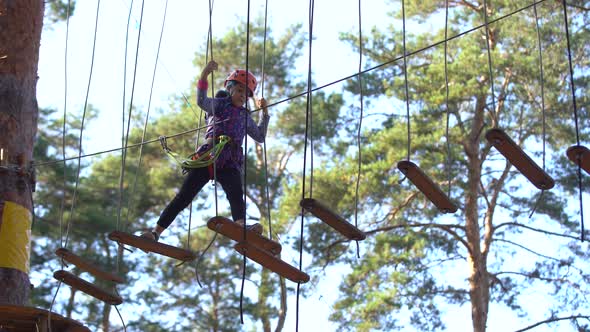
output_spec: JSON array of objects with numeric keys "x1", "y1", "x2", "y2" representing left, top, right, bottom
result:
[
  {"x1": 66, "y1": 288, "x2": 76, "y2": 318},
  {"x1": 275, "y1": 274, "x2": 287, "y2": 332},
  {"x1": 102, "y1": 302, "x2": 111, "y2": 332},
  {"x1": 464, "y1": 96, "x2": 490, "y2": 332},
  {"x1": 0, "y1": 0, "x2": 44, "y2": 305},
  {"x1": 259, "y1": 270, "x2": 272, "y2": 332}
]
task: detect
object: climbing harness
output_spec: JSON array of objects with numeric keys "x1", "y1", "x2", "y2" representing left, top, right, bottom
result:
[{"x1": 159, "y1": 135, "x2": 231, "y2": 171}]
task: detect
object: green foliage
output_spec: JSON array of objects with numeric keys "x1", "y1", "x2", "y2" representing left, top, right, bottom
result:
[
  {"x1": 45, "y1": 0, "x2": 76, "y2": 24},
  {"x1": 276, "y1": 88, "x2": 345, "y2": 152},
  {"x1": 277, "y1": 1, "x2": 590, "y2": 331}
]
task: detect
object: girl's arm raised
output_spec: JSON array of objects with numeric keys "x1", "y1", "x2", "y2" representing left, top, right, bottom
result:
[{"x1": 196, "y1": 60, "x2": 220, "y2": 114}]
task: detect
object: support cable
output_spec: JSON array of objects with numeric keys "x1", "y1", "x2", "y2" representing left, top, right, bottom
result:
[
  {"x1": 239, "y1": 0, "x2": 252, "y2": 324},
  {"x1": 482, "y1": 0, "x2": 497, "y2": 114},
  {"x1": 117, "y1": 0, "x2": 145, "y2": 234},
  {"x1": 117, "y1": 0, "x2": 135, "y2": 233},
  {"x1": 444, "y1": 0, "x2": 452, "y2": 198},
  {"x1": 561, "y1": 0, "x2": 585, "y2": 241},
  {"x1": 308, "y1": 1, "x2": 315, "y2": 198},
  {"x1": 50, "y1": 2, "x2": 73, "y2": 327},
  {"x1": 59, "y1": 0, "x2": 72, "y2": 250},
  {"x1": 199, "y1": 0, "x2": 215, "y2": 148},
  {"x1": 529, "y1": 2, "x2": 548, "y2": 218},
  {"x1": 63, "y1": 0, "x2": 102, "y2": 249},
  {"x1": 402, "y1": 0, "x2": 411, "y2": 163},
  {"x1": 117, "y1": 0, "x2": 200, "y2": 121},
  {"x1": 35, "y1": 121, "x2": 228, "y2": 167},
  {"x1": 209, "y1": 0, "x2": 220, "y2": 222},
  {"x1": 353, "y1": 0, "x2": 363, "y2": 258},
  {"x1": 114, "y1": 305, "x2": 127, "y2": 332},
  {"x1": 123, "y1": 0, "x2": 169, "y2": 234},
  {"x1": 396, "y1": 0, "x2": 410, "y2": 187},
  {"x1": 261, "y1": 0, "x2": 273, "y2": 240},
  {"x1": 193, "y1": 0, "x2": 218, "y2": 288},
  {"x1": 297, "y1": 2, "x2": 315, "y2": 330}
]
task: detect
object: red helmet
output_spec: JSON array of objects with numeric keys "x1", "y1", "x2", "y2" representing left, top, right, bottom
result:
[{"x1": 224, "y1": 69, "x2": 257, "y2": 97}]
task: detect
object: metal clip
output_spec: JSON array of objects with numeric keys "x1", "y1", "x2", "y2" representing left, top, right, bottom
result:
[{"x1": 159, "y1": 136, "x2": 171, "y2": 152}]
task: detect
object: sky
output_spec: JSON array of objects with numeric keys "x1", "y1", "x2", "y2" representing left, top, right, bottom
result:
[
  {"x1": 34, "y1": 0, "x2": 586, "y2": 331},
  {"x1": 37, "y1": 0, "x2": 384, "y2": 155}
]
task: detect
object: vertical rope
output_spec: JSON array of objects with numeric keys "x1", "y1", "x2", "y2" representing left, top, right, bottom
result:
[
  {"x1": 261, "y1": 0, "x2": 273, "y2": 239},
  {"x1": 199, "y1": 0, "x2": 214, "y2": 148},
  {"x1": 239, "y1": 0, "x2": 252, "y2": 323},
  {"x1": 118, "y1": 0, "x2": 145, "y2": 230},
  {"x1": 562, "y1": 2, "x2": 580, "y2": 147},
  {"x1": 47, "y1": 282, "x2": 62, "y2": 332},
  {"x1": 59, "y1": 0, "x2": 72, "y2": 249},
  {"x1": 261, "y1": 0, "x2": 268, "y2": 98},
  {"x1": 353, "y1": 0, "x2": 363, "y2": 258},
  {"x1": 192, "y1": 0, "x2": 218, "y2": 286},
  {"x1": 117, "y1": 0, "x2": 134, "y2": 233},
  {"x1": 528, "y1": 2, "x2": 548, "y2": 218},
  {"x1": 208, "y1": 0, "x2": 220, "y2": 219},
  {"x1": 444, "y1": 0, "x2": 452, "y2": 198},
  {"x1": 123, "y1": 0, "x2": 169, "y2": 233},
  {"x1": 482, "y1": 0, "x2": 497, "y2": 114},
  {"x1": 113, "y1": 305, "x2": 127, "y2": 332},
  {"x1": 192, "y1": 1, "x2": 217, "y2": 244},
  {"x1": 533, "y1": 4, "x2": 546, "y2": 174},
  {"x1": 561, "y1": 0, "x2": 585, "y2": 241},
  {"x1": 63, "y1": 0, "x2": 102, "y2": 248},
  {"x1": 401, "y1": 0, "x2": 411, "y2": 162},
  {"x1": 297, "y1": 2, "x2": 315, "y2": 330},
  {"x1": 50, "y1": 1, "x2": 73, "y2": 327},
  {"x1": 308, "y1": 2, "x2": 315, "y2": 198}
]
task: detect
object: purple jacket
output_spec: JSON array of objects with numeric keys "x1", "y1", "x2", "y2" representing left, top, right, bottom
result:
[{"x1": 195, "y1": 79, "x2": 270, "y2": 169}]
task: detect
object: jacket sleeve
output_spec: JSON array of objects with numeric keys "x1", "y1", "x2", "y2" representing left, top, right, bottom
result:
[
  {"x1": 246, "y1": 111, "x2": 270, "y2": 143},
  {"x1": 196, "y1": 79, "x2": 214, "y2": 116}
]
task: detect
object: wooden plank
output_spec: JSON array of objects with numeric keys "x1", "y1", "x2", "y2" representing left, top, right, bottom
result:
[
  {"x1": 108, "y1": 231, "x2": 196, "y2": 262},
  {"x1": 485, "y1": 128, "x2": 554, "y2": 190},
  {"x1": 55, "y1": 248, "x2": 124, "y2": 284},
  {"x1": 566, "y1": 145, "x2": 590, "y2": 175},
  {"x1": 397, "y1": 161, "x2": 458, "y2": 213},
  {"x1": 300, "y1": 198, "x2": 366, "y2": 240},
  {"x1": 53, "y1": 270, "x2": 123, "y2": 305},
  {"x1": 234, "y1": 242, "x2": 310, "y2": 283},
  {"x1": 207, "y1": 216, "x2": 282, "y2": 255},
  {"x1": 0, "y1": 305, "x2": 91, "y2": 332}
]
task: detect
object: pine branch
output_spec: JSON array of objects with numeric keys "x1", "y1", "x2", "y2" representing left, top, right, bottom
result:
[
  {"x1": 494, "y1": 222, "x2": 580, "y2": 241},
  {"x1": 366, "y1": 222, "x2": 471, "y2": 255},
  {"x1": 494, "y1": 238, "x2": 562, "y2": 262},
  {"x1": 494, "y1": 270, "x2": 582, "y2": 291},
  {"x1": 514, "y1": 314, "x2": 590, "y2": 332}
]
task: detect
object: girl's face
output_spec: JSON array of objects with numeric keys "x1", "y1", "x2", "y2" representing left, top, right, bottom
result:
[{"x1": 229, "y1": 83, "x2": 250, "y2": 107}]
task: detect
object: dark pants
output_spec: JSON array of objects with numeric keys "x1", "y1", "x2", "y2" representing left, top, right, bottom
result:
[{"x1": 157, "y1": 167, "x2": 245, "y2": 229}]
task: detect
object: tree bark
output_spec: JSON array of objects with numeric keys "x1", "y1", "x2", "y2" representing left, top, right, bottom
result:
[
  {"x1": 66, "y1": 288, "x2": 76, "y2": 318},
  {"x1": 275, "y1": 275, "x2": 287, "y2": 332},
  {"x1": 464, "y1": 95, "x2": 489, "y2": 332},
  {"x1": 102, "y1": 302, "x2": 111, "y2": 332},
  {"x1": 0, "y1": 0, "x2": 44, "y2": 305}
]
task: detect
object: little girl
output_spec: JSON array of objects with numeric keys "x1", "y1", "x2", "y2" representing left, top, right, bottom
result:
[{"x1": 143, "y1": 60, "x2": 270, "y2": 242}]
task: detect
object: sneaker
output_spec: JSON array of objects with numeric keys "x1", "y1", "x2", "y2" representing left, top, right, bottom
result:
[
  {"x1": 139, "y1": 231, "x2": 159, "y2": 253},
  {"x1": 141, "y1": 231, "x2": 159, "y2": 241},
  {"x1": 235, "y1": 221, "x2": 263, "y2": 235},
  {"x1": 246, "y1": 223, "x2": 263, "y2": 235}
]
